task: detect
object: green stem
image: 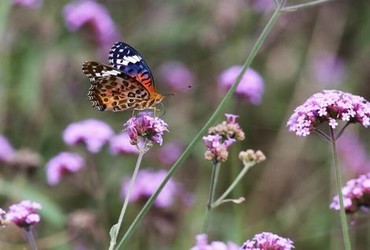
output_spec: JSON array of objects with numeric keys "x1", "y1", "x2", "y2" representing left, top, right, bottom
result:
[
  {"x1": 115, "y1": 7, "x2": 282, "y2": 249},
  {"x1": 25, "y1": 228, "x2": 38, "y2": 250},
  {"x1": 109, "y1": 151, "x2": 144, "y2": 250},
  {"x1": 281, "y1": 0, "x2": 332, "y2": 12},
  {"x1": 212, "y1": 161, "x2": 254, "y2": 208},
  {"x1": 329, "y1": 128, "x2": 351, "y2": 250},
  {"x1": 202, "y1": 161, "x2": 221, "y2": 233}
]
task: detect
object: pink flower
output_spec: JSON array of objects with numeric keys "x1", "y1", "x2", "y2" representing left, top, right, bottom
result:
[
  {"x1": 109, "y1": 132, "x2": 139, "y2": 155},
  {"x1": 121, "y1": 169, "x2": 191, "y2": 208},
  {"x1": 46, "y1": 152, "x2": 85, "y2": 185},
  {"x1": 63, "y1": 119, "x2": 114, "y2": 153},
  {"x1": 12, "y1": 0, "x2": 42, "y2": 8},
  {"x1": 6, "y1": 200, "x2": 42, "y2": 228},
  {"x1": 0, "y1": 135, "x2": 15, "y2": 163},
  {"x1": 158, "y1": 61, "x2": 195, "y2": 91},
  {"x1": 287, "y1": 90, "x2": 370, "y2": 136},
  {"x1": 190, "y1": 234, "x2": 240, "y2": 250},
  {"x1": 218, "y1": 65, "x2": 264, "y2": 105},
  {"x1": 241, "y1": 232, "x2": 295, "y2": 250}
]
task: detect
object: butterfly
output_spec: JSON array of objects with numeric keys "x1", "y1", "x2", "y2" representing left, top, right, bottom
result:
[{"x1": 82, "y1": 42, "x2": 164, "y2": 112}]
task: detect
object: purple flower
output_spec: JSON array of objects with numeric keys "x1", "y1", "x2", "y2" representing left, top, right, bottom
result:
[
  {"x1": 330, "y1": 172, "x2": 370, "y2": 213},
  {"x1": 249, "y1": 0, "x2": 275, "y2": 12},
  {"x1": 241, "y1": 232, "x2": 295, "y2": 250},
  {"x1": 287, "y1": 90, "x2": 370, "y2": 136},
  {"x1": 63, "y1": 0, "x2": 119, "y2": 48},
  {"x1": 203, "y1": 134, "x2": 235, "y2": 162},
  {"x1": 63, "y1": 119, "x2": 114, "y2": 153},
  {"x1": 6, "y1": 200, "x2": 42, "y2": 228},
  {"x1": 109, "y1": 132, "x2": 139, "y2": 155},
  {"x1": 190, "y1": 234, "x2": 240, "y2": 250},
  {"x1": 0, "y1": 135, "x2": 15, "y2": 163},
  {"x1": 157, "y1": 61, "x2": 195, "y2": 91},
  {"x1": 124, "y1": 112, "x2": 168, "y2": 148},
  {"x1": 46, "y1": 152, "x2": 85, "y2": 185},
  {"x1": 121, "y1": 169, "x2": 191, "y2": 208},
  {"x1": 158, "y1": 141, "x2": 183, "y2": 165},
  {"x1": 12, "y1": 0, "x2": 42, "y2": 8},
  {"x1": 312, "y1": 54, "x2": 346, "y2": 86},
  {"x1": 218, "y1": 65, "x2": 264, "y2": 105}
]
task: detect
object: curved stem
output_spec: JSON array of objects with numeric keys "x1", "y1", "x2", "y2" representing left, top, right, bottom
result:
[
  {"x1": 115, "y1": 7, "x2": 282, "y2": 249},
  {"x1": 329, "y1": 128, "x2": 351, "y2": 250},
  {"x1": 202, "y1": 161, "x2": 221, "y2": 233},
  {"x1": 109, "y1": 151, "x2": 144, "y2": 250},
  {"x1": 314, "y1": 128, "x2": 331, "y2": 142},
  {"x1": 335, "y1": 122, "x2": 350, "y2": 140}
]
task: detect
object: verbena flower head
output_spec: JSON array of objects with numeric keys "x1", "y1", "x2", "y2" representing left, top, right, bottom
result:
[
  {"x1": 121, "y1": 169, "x2": 191, "y2": 208},
  {"x1": 239, "y1": 149, "x2": 266, "y2": 165},
  {"x1": 6, "y1": 200, "x2": 42, "y2": 228},
  {"x1": 0, "y1": 135, "x2": 15, "y2": 163},
  {"x1": 158, "y1": 61, "x2": 195, "y2": 91},
  {"x1": 12, "y1": 0, "x2": 42, "y2": 8},
  {"x1": 330, "y1": 172, "x2": 370, "y2": 213},
  {"x1": 208, "y1": 114, "x2": 245, "y2": 141},
  {"x1": 46, "y1": 152, "x2": 85, "y2": 185},
  {"x1": 63, "y1": 0, "x2": 119, "y2": 47},
  {"x1": 241, "y1": 232, "x2": 295, "y2": 250},
  {"x1": 63, "y1": 119, "x2": 114, "y2": 153},
  {"x1": 190, "y1": 234, "x2": 240, "y2": 250},
  {"x1": 218, "y1": 65, "x2": 264, "y2": 105},
  {"x1": 287, "y1": 90, "x2": 370, "y2": 136},
  {"x1": 124, "y1": 112, "x2": 168, "y2": 150},
  {"x1": 109, "y1": 132, "x2": 139, "y2": 155}
]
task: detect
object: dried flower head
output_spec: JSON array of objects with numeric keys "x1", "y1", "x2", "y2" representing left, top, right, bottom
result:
[
  {"x1": 241, "y1": 232, "x2": 295, "y2": 250},
  {"x1": 203, "y1": 134, "x2": 235, "y2": 162},
  {"x1": 124, "y1": 112, "x2": 168, "y2": 151},
  {"x1": 239, "y1": 149, "x2": 266, "y2": 164},
  {"x1": 287, "y1": 90, "x2": 370, "y2": 136},
  {"x1": 6, "y1": 200, "x2": 42, "y2": 229},
  {"x1": 330, "y1": 172, "x2": 370, "y2": 213},
  {"x1": 46, "y1": 152, "x2": 85, "y2": 185},
  {"x1": 208, "y1": 114, "x2": 245, "y2": 141},
  {"x1": 63, "y1": 119, "x2": 114, "y2": 153},
  {"x1": 190, "y1": 234, "x2": 240, "y2": 250}
]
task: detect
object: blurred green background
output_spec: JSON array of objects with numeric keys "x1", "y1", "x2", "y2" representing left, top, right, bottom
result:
[{"x1": 1, "y1": 0, "x2": 370, "y2": 249}]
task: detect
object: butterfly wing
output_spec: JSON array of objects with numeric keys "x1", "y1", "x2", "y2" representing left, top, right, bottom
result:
[
  {"x1": 82, "y1": 61, "x2": 151, "y2": 112},
  {"x1": 108, "y1": 42, "x2": 156, "y2": 93}
]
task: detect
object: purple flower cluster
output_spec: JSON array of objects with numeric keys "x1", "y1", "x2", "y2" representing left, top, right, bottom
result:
[
  {"x1": 241, "y1": 232, "x2": 295, "y2": 250},
  {"x1": 287, "y1": 90, "x2": 370, "y2": 136},
  {"x1": 0, "y1": 135, "x2": 15, "y2": 163},
  {"x1": 124, "y1": 112, "x2": 168, "y2": 147},
  {"x1": 46, "y1": 152, "x2": 85, "y2": 185},
  {"x1": 6, "y1": 200, "x2": 42, "y2": 228},
  {"x1": 218, "y1": 65, "x2": 264, "y2": 105},
  {"x1": 63, "y1": 0, "x2": 119, "y2": 48},
  {"x1": 203, "y1": 114, "x2": 244, "y2": 162},
  {"x1": 330, "y1": 172, "x2": 370, "y2": 213},
  {"x1": 109, "y1": 132, "x2": 139, "y2": 155},
  {"x1": 63, "y1": 119, "x2": 114, "y2": 153},
  {"x1": 121, "y1": 169, "x2": 191, "y2": 208},
  {"x1": 190, "y1": 234, "x2": 240, "y2": 250},
  {"x1": 158, "y1": 61, "x2": 195, "y2": 91}
]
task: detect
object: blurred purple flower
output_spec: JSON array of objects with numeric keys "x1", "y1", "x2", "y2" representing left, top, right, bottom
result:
[
  {"x1": 330, "y1": 172, "x2": 370, "y2": 214},
  {"x1": 158, "y1": 61, "x2": 195, "y2": 91},
  {"x1": 241, "y1": 232, "x2": 295, "y2": 250},
  {"x1": 190, "y1": 234, "x2": 240, "y2": 250},
  {"x1": 218, "y1": 65, "x2": 264, "y2": 105},
  {"x1": 63, "y1": 119, "x2": 114, "y2": 153},
  {"x1": 0, "y1": 135, "x2": 15, "y2": 163},
  {"x1": 46, "y1": 152, "x2": 85, "y2": 185},
  {"x1": 6, "y1": 200, "x2": 42, "y2": 228},
  {"x1": 63, "y1": 0, "x2": 119, "y2": 48},
  {"x1": 287, "y1": 90, "x2": 370, "y2": 136},
  {"x1": 12, "y1": 0, "x2": 42, "y2": 8},
  {"x1": 158, "y1": 141, "x2": 183, "y2": 165},
  {"x1": 124, "y1": 112, "x2": 168, "y2": 148},
  {"x1": 338, "y1": 133, "x2": 370, "y2": 175},
  {"x1": 249, "y1": 0, "x2": 275, "y2": 12},
  {"x1": 312, "y1": 54, "x2": 346, "y2": 86},
  {"x1": 121, "y1": 169, "x2": 191, "y2": 208},
  {"x1": 109, "y1": 132, "x2": 139, "y2": 155}
]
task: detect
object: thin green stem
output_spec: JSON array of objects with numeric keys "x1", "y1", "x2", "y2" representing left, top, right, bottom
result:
[
  {"x1": 202, "y1": 161, "x2": 221, "y2": 233},
  {"x1": 115, "y1": 7, "x2": 282, "y2": 249},
  {"x1": 335, "y1": 122, "x2": 350, "y2": 140},
  {"x1": 212, "y1": 161, "x2": 255, "y2": 208},
  {"x1": 281, "y1": 0, "x2": 332, "y2": 12},
  {"x1": 109, "y1": 151, "x2": 145, "y2": 250},
  {"x1": 25, "y1": 228, "x2": 38, "y2": 250},
  {"x1": 314, "y1": 128, "x2": 331, "y2": 142},
  {"x1": 329, "y1": 128, "x2": 351, "y2": 250}
]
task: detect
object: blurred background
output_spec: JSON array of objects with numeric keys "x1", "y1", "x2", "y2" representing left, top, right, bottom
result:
[{"x1": 1, "y1": 0, "x2": 370, "y2": 249}]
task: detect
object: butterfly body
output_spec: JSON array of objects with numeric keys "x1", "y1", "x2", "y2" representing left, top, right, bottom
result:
[{"x1": 82, "y1": 42, "x2": 164, "y2": 112}]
